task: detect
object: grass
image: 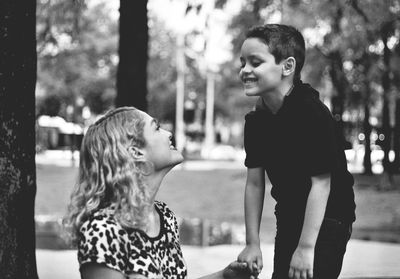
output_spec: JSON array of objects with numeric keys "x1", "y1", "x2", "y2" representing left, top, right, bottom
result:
[{"x1": 36, "y1": 163, "x2": 400, "y2": 243}]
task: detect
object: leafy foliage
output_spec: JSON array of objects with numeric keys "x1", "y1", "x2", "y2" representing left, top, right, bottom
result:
[{"x1": 37, "y1": 0, "x2": 118, "y2": 120}]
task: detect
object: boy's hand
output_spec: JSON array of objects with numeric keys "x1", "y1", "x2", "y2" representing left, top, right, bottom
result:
[
  {"x1": 237, "y1": 244, "x2": 263, "y2": 276},
  {"x1": 288, "y1": 246, "x2": 314, "y2": 279},
  {"x1": 223, "y1": 261, "x2": 252, "y2": 279}
]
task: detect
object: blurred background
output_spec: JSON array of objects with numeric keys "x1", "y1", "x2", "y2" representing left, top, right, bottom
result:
[{"x1": 33, "y1": 0, "x2": 400, "y2": 278}]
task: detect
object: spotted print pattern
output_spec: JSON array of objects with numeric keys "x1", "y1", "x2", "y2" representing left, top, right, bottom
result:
[{"x1": 78, "y1": 201, "x2": 187, "y2": 279}]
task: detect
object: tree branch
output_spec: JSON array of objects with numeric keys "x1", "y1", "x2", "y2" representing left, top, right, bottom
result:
[
  {"x1": 347, "y1": 0, "x2": 369, "y2": 23},
  {"x1": 314, "y1": 45, "x2": 329, "y2": 58}
]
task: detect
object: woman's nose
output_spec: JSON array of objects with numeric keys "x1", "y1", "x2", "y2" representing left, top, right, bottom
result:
[{"x1": 165, "y1": 129, "x2": 173, "y2": 139}]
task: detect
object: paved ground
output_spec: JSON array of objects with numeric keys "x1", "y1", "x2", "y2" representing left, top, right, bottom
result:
[
  {"x1": 34, "y1": 148, "x2": 383, "y2": 173},
  {"x1": 37, "y1": 239, "x2": 400, "y2": 279},
  {"x1": 35, "y1": 151, "x2": 400, "y2": 278}
]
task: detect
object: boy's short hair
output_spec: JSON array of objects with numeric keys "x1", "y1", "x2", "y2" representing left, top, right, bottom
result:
[{"x1": 246, "y1": 24, "x2": 305, "y2": 81}]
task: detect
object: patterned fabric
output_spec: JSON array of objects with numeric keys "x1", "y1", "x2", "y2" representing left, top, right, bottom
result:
[{"x1": 78, "y1": 201, "x2": 187, "y2": 279}]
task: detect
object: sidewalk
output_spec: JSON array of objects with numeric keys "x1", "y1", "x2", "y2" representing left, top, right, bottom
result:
[
  {"x1": 35, "y1": 149, "x2": 245, "y2": 170},
  {"x1": 34, "y1": 149, "x2": 379, "y2": 173},
  {"x1": 35, "y1": 150, "x2": 400, "y2": 278},
  {"x1": 37, "y1": 239, "x2": 400, "y2": 279}
]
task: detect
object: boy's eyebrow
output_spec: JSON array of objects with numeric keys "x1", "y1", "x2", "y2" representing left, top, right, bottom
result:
[
  {"x1": 247, "y1": 54, "x2": 263, "y2": 59},
  {"x1": 240, "y1": 54, "x2": 264, "y2": 60}
]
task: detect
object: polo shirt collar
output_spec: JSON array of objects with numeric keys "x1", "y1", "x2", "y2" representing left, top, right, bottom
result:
[
  {"x1": 255, "y1": 81, "x2": 301, "y2": 115},
  {"x1": 255, "y1": 80, "x2": 320, "y2": 113}
]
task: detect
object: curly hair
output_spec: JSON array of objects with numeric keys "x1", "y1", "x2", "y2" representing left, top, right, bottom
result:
[{"x1": 63, "y1": 107, "x2": 153, "y2": 245}]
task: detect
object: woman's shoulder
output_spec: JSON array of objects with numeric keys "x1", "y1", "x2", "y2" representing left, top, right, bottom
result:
[
  {"x1": 155, "y1": 200, "x2": 179, "y2": 233},
  {"x1": 80, "y1": 209, "x2": 127, "y2": 241},
  {"x1": 78, "y1": 210, "x2": 130, "y2": 275},
  {"x1": 154, "y1": 200, "x2": 174, "y2": 217}
]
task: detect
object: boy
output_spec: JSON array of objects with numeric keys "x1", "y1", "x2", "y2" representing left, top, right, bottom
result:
[{"x1": 237, "y1": 24, "x2": 355, "y2": 279}]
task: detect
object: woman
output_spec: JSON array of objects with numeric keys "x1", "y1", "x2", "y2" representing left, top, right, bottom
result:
[{"x1": 64, "y1": 107, "x2": 250, "y2": 279}]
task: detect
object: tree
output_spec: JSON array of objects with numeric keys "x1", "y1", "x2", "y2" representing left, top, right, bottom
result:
[
  {"x1": 344, "y1": 0, "x2": 400, "y2": 181},
  {"x1": 0, "y1": 0, "x2": 38, "y2": 278},
  {"x1": 116, "y1": 0, "x2": 148, "y2": 111},
  {"x1": 147, "y1": 13, "x2": 179, "y2": 122},
  {"x1": 37, "y1": 0, "x2": 118, "y2": 119}
]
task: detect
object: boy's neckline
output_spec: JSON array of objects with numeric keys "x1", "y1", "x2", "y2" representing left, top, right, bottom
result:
[
  {"x1": 285, "y1": 83, "x2": 295, "y2": 96},
  {"x1": 259, "y1": 83, "x2": 295, "y2": 114}
]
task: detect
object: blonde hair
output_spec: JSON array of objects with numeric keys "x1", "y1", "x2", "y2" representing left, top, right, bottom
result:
[{"x1": 63, "y1": 107, "x2": 152, "y2": 245}]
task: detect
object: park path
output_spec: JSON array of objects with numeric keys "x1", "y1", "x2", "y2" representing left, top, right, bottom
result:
[
  {"x1": 35, "y1": 150, "x2": 400, "y2": 278},
  {"x1": 37, "y1": 239, "x2": 400, "y2": 279}
]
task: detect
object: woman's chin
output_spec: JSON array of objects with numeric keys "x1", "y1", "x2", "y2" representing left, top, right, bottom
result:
[
  {"x1": 174, "y1": 155, "x2": 185, "y2": 166},
  {"x1": 167, "y1": 155, "x2": 185, "y2": 169}
]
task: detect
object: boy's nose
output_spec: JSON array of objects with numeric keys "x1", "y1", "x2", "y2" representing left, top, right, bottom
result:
[{"x1": 241, "y1": 64, "x2": 252, "y2": 74}]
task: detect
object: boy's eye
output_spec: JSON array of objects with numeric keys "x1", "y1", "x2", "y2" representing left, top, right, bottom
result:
[
  {"x1": 250, "y1": 60, "x2": 262, "y2": 67},
  {"x1": 239, "y1": 59, "x2": 245, "y2": 68},
  {"x1": 239, "y1": 58, "x2": 262, "y2": 70}
]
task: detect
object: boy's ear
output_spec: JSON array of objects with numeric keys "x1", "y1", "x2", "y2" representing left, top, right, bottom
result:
[
  {"x1": 282, "y1": 57, "x2": 296, "y2": 77},
  {"x1": 128, "y1": 145, "x2": 145, "y2": 160}
]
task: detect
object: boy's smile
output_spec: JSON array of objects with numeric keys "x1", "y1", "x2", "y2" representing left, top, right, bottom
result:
[{"x1": 239, "y1": 38, "x2": 284, "y2": 97}]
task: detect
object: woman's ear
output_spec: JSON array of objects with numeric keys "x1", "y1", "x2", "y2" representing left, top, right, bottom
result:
[
  {"x1": 128, "y1": 145, "x2": 145, "y2": 160},
  {"x1": 282, "y1": 57, "x2": 296, "y2": 77},
  {"x1": 128, "y1": 145, "x2": 153, "y2": 175}
]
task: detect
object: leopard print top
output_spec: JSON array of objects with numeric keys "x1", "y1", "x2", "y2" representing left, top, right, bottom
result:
[{"x1": 78, "y1": 201, "x2": 187, "y2": 279}]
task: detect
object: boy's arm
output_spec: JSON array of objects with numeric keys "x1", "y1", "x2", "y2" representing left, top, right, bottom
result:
[
  {"x1": 244, "y1": 167, "x2": 265, "y2": 245},
  {"x1": 288, "y1": 173, "x2": 331, "y2": 279},
  {"x1": 238, "y1": 168, "x2": 265, "y2": 274}
]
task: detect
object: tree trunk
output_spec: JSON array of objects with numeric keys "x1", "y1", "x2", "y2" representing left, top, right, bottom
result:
[
  {"x1": 381, "y1": 29, "x2": 393, "y2": 168},
  {"x1": 327, "y1": 5, "x2": 348, "y2": 139},
  {"x1": 363, "y1": 101, "x2": 372, "y2": 175},
  {"x1": 379, "y1": 26, "x2": 394, "y2": 190},
  {"x1": 329, "y1": 51, "x2": 348, "y2": 138},
  {"x1": 0, "y1": 0, "x2": 38, "y2": 278},
  {"x1": 116, "y1": 0, "x2": 148, "y2": 111},
  {"x1": 393, "y1": 97, "x2": 400, "y2": 171},
  {"x1": 381, "y1": 88, "x2": 391, "y2": 170}
]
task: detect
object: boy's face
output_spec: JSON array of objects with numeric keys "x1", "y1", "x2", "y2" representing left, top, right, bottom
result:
[{"x1": 239, "y1": 38, "x2": 284, "y2": 97}]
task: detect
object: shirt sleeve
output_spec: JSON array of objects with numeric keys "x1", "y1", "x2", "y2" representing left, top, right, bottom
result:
[
  {"x1": 303, "y1": 103, "x2": 339, "y2": 176},
  {"x1": 244, "y1": 112, "x2": 264, "y2": 168},
  {"x1": 127, "y1": 237, "x2": 161, "y2": 278},
  {"x1": 78, "y1": 217, "x2": 129, "y2": 274}
]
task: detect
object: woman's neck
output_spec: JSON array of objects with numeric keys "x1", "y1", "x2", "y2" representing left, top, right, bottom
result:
[
  {"x1": 146, "y1": 203, "x2": 161, "y2": 237},
  {"x1": 144, "y1": 167, "x2": 172, "y2": 203},
  {"x1": 143, "y1": 169, "x2": 172, "y2": 237}
]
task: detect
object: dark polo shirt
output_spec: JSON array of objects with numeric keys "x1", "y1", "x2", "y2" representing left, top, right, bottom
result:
[{"x1": 244, "y1": 81, "x2": 356, "y2": 228}]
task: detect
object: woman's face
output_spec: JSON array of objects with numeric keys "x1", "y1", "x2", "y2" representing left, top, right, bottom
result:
[{"x1": 140, "y1": 112, "x2": 183, "y2": 171}]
